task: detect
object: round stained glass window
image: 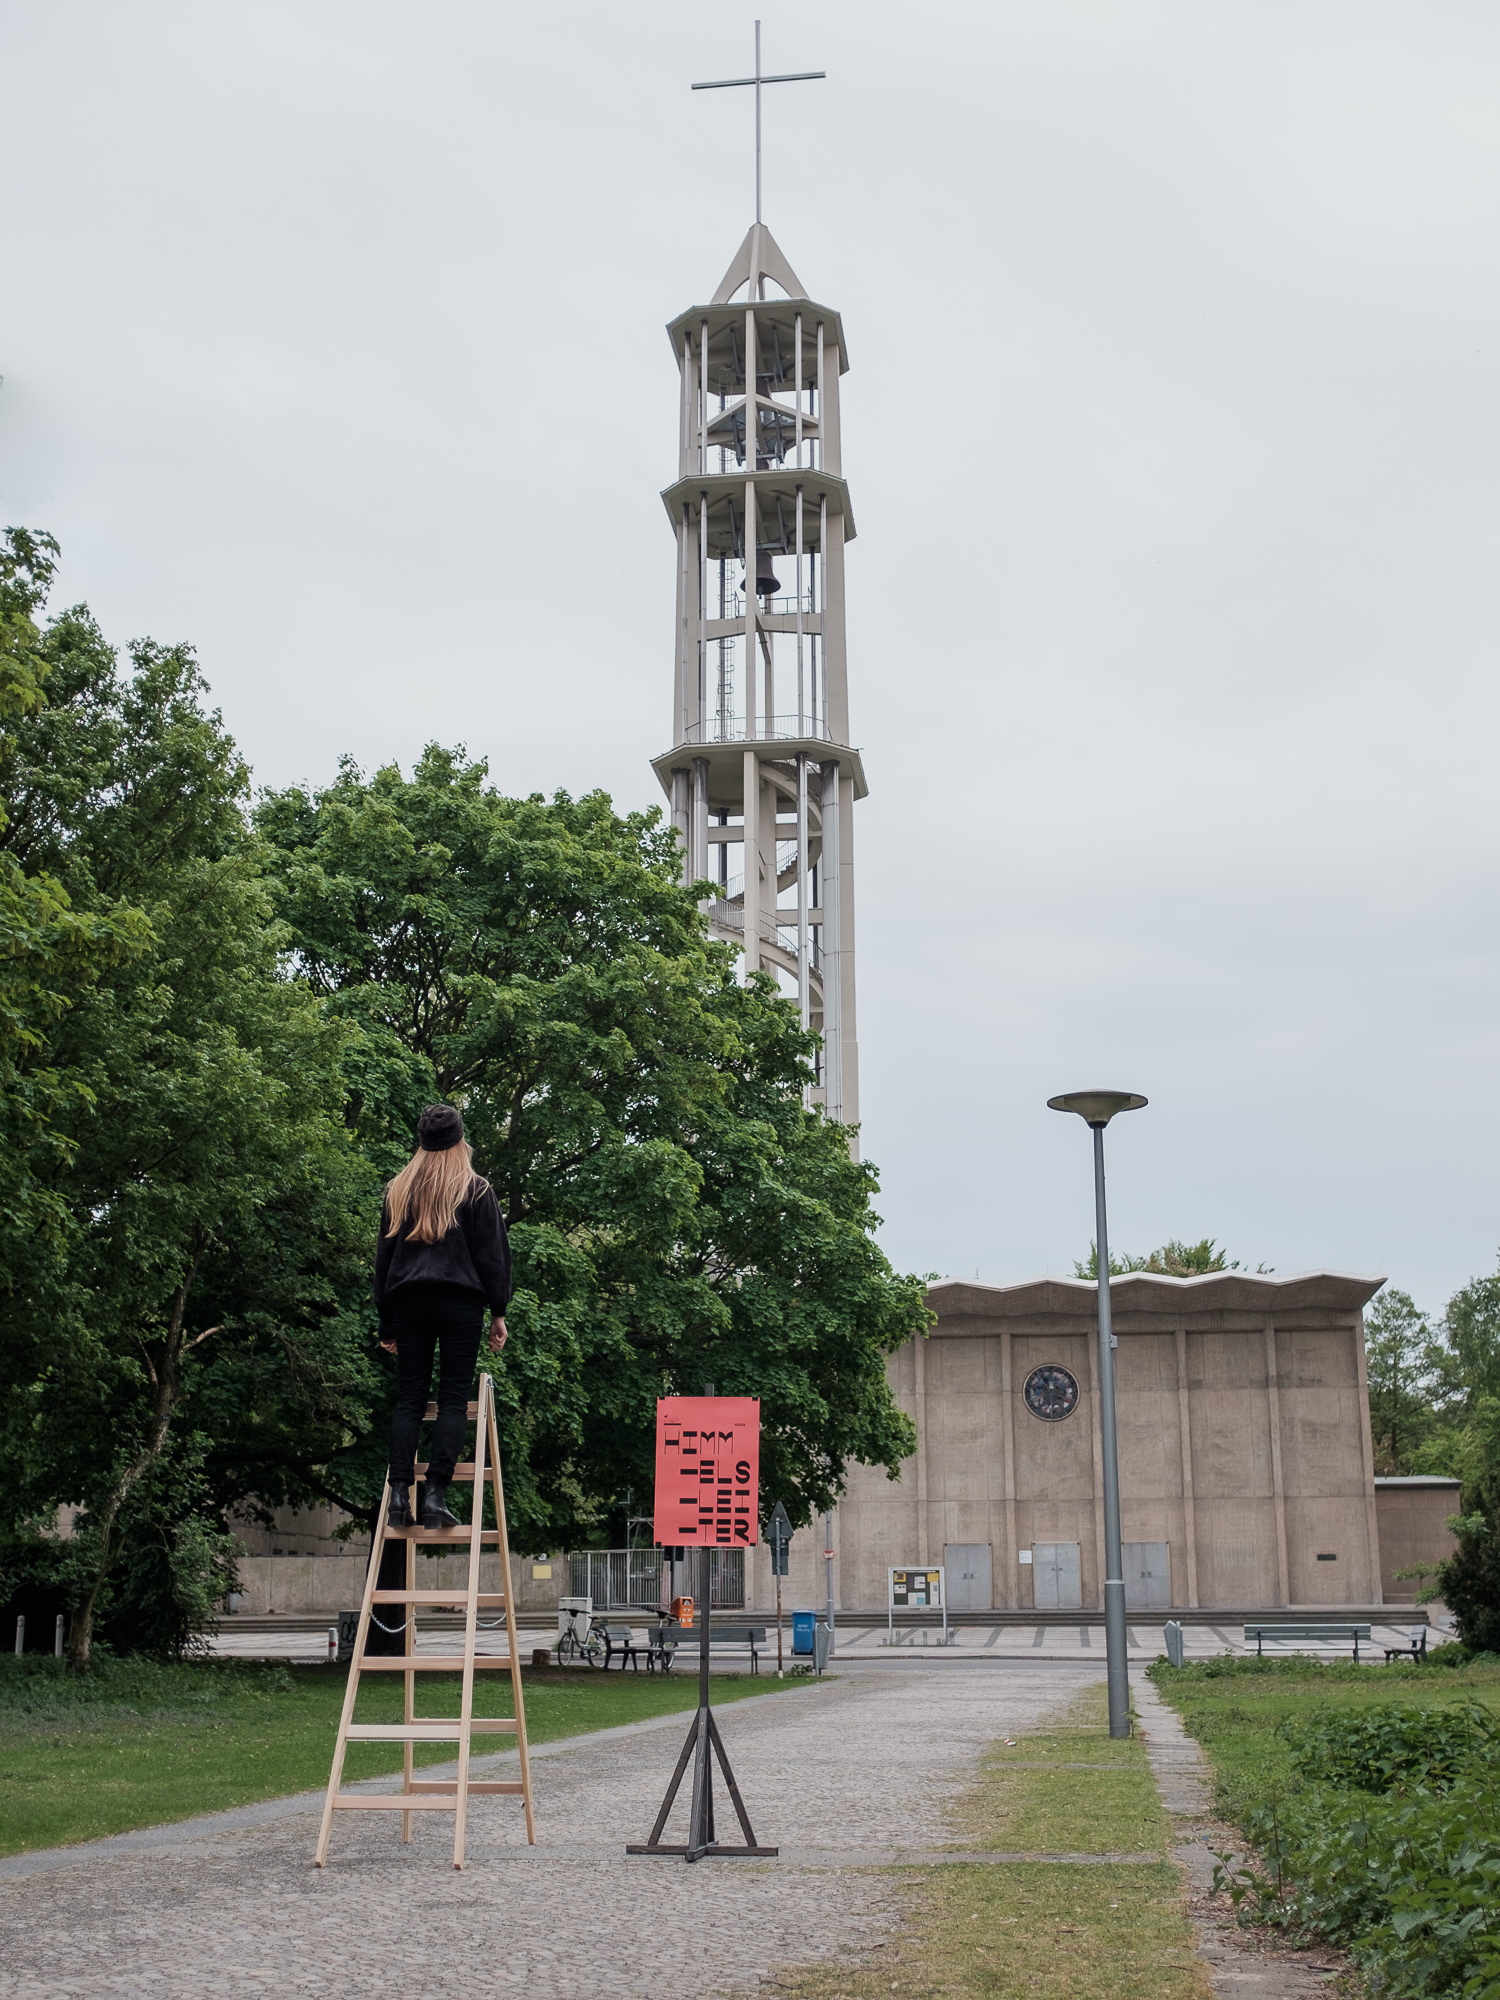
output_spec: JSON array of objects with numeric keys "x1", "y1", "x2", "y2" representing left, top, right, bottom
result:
[{"x1": 1023, "y1": 1365, "x2": 1079, "y2": 1422}]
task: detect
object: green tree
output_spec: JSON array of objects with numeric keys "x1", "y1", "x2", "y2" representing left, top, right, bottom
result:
[
  {"x1": 1363, "y1": 1287, "x2": 1441, "y2": 1474},
  {"x1": 0, "y1": 531, "x2": 147, "y2": 1282},
  {"x1": 1432, "y1": 1399, "x2": 1500, "y2": 1653},
  {"x1": 1073, "y1": 1238, "x2": 1261, "y2": 1279},
  {"x1": 0, "y1": 593, "x2": 378, "y2": 1665},
  {"x1": 1439, "y1": 1264, "x2": 1500, "y2": 1411},
  {"x1": 255, "y1": 747, "x2": 927, "y2": 1547}
]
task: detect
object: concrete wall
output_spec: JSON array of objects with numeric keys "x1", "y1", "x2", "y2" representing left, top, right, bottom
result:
[
  {"x1": 829, "y1": 1281, "x2": 1383, "y2": 1613},
  {"x1": 1374, "y1": 1479, "x2": 1461, "y2": 1602}
]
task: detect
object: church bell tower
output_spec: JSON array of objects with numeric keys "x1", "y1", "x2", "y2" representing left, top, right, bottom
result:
[{"x1": 651, "y1": 222, "x2": 866, "y2": 1129}]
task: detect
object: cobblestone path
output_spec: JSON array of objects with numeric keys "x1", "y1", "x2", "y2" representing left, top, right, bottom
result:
[{"x1": 0, "y1": 1660, "x2": 1099, "y2": 1999}]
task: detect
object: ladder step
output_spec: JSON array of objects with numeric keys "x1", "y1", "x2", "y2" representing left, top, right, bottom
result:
[
  {"x1": 415, "y1": 1462, "x2": 481, "y2": 1478},
  {"x1": 345, "y1": 1723, "x2": 463, "y2": 1741},
  {"x1": 331, "y1": 1795, "x2": 458, "y2": 1812},
  {"x1": 355, "y1": 1656, "x2": 514, "y2": 1672},
  {"x1": 423, "y1": 1402, "x2": 481, "y2": 1420},
  {"x1": 342, "y1": 1719, "x2": 519, "y2": 1739},
  {"x1": 408, "y1": 1781, "x2": 526, "y2": 1795},
  {"x1": 370, "y1": 1592, "x2": 506, "y2": 1606},
  {"x1": 383, "y1": 1528, "x2": 500, "y2": 1544}
]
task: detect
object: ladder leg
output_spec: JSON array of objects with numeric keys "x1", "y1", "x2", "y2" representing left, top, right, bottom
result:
[
  {"x1": 488, "y1": 1371, "x2": 536, "y2": 1843},
  {"x1": 402, "y1": 1531, "x2": 415, "y2": 1844},
  {"x1": 452, "y1": 1377, "x2": 486, "y2": 1870},
  {"x1": 315, "y1": 1477, "x2": 391, "y2": 1867}
]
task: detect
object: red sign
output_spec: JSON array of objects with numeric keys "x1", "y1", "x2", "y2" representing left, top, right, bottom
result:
[{"x1": 652, "y1": 1397, "x2": 760, "y2": 1547}]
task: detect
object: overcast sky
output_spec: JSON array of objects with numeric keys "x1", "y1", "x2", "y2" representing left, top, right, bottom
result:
[{"x1": 3, "y1": 2, "x2": 1498, "y2": 1317}]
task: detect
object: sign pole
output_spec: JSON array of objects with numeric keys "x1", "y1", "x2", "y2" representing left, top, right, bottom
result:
[
  {"x1": 768, "y1": 1499, "x2": 791, "y2": 1679},
  {"x1": 685, "y1": 1542, "x2": 715, "y2": 1858},
  {"x1": 627, "y1": 1393, "x2": 777, "y2": 1861}
]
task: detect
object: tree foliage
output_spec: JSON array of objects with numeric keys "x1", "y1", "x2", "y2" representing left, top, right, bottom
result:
[
  {"x1": 1374, "y1": 1256, "x2": 1500, "y2": 1647},
  {"x1": 0, "y1": 532, "x2": 148, "y2": 1278},
  {"x1": 2, "y1": 541, "x2": 925, "y2": 1663},
  {"x1": 1364, "y1": 1288, "x2": 1443, "y2": 1476},
  {"x1": 255, "y1": 748, "x2": 926, "y2": 1548},
  {"x1": 1073, "y1": 1237, "x2": 1264, "y2": 1279},
  {"x1": 0, "y1": 577, "x2": 377, "y2": 1664}
]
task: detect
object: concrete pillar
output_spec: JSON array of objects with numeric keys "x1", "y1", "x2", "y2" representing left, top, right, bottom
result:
[
  {"x1": 1353, "y1": 1314, "x2": 1384, "y2": 1604},
  {"x1": 1175, "y1": 1322, "x2": 1200, "y2": 1608},
  {"x1": 691, "y1": 757, "x2": 709, "y2": 888},
  {"x1": 819, "y1": 760, "x2": 841, "y2": 1117},
  {"x1": 913, "y1": 1332, "x2": 930, "y2": 1565},
  {"x1": 1264, "y1": 1323, "x2": 1290, "y2": 1607},
  {"x1": 741, "y1": 750, "x2": 760, "y2": 973},
  {"x1": 1000, "y1": 1325, "x2": 1019, "y2": 1608},
  {"x1": 670, "y1": 768, "x2": 690, "y2": 883},
  {"x1": 1086, "y1": 1325, "x2": 1106, "y2": 1612}
]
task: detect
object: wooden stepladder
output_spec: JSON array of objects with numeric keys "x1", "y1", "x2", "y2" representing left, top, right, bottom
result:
[{"x1": 314, "y1": 1371, "x2": 535, "y2": 1869}]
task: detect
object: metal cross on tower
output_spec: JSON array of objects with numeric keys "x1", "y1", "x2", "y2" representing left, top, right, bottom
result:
[
  {"x1": 651, "y1": 120, "x2": 866, "y2": 1136},
  {"x1": 692, "y1": 20, "x2": 825, "y2": 228}
]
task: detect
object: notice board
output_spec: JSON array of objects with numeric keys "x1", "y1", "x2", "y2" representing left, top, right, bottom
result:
[
  {"x1": 653, "y1": 1397, "x2": 760, "y2": 1547},
  {"x1": 889, "y1": 1566, "x2": 944, "y2": 1608}
]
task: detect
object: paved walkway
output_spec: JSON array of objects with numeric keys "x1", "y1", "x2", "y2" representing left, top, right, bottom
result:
[{"x1": 0, "y1": 1660, "x2": 1102, "y2": 2000}]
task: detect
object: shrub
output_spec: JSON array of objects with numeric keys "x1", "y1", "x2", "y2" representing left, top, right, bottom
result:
[
  {"x1": 1212, "y1": 1700, "x2": 1500, "y2": 1997},
  {"x1": 1437, "y1": 1499, "x2": 1500, "y2": 1657},
  {"x1": 1282, "y1": 1700, "x2": 1500, "y2": 1794},
  {"x1": 1425, "y1": 1641, "x2": 1474, "y2": 1669}
]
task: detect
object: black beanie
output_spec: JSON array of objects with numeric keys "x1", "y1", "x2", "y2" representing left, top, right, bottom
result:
[{"x1": 417, "y1": 1104, "x2": 464, "y2": 1153}]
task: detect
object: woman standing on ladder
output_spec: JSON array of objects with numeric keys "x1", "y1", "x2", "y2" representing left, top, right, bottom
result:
[{"x1": 376, "y1": 1104, "x2": 511, "y2": 1530}]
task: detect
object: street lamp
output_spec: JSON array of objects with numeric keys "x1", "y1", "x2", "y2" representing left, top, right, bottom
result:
[{"x1": 1047, "y1": 1089, "x2": 1148, "y2": 1738}]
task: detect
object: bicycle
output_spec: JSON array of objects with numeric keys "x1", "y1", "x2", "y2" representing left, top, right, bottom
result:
[{"x1": 555, "y1": 1604, "x2": 605, "y2": 1669}]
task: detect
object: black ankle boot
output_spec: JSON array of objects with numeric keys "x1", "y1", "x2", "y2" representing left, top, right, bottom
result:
[
  {"x1": 388, "y1": 1482, "x2": 415, "y2": 1528},
  {"x1": 421, "y1": 1479, "x2": 459, "y2": 1529}
]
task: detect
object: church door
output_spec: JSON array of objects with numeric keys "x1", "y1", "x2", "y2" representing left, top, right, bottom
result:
[
  {"x1": 944, "y1": 1544, "x2": 993, "y2": 1611},
  {"x1": 1032, "y1": 1543, "x2": 1082, "y2": 1610},
  {"x1": 1123, "y1": 1542, "x2": 1171, "y2": 1610}
]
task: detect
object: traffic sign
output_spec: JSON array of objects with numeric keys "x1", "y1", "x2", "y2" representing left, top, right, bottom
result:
[{"x1": 768, "y1": 1500, "x2": 791, "y2": 1577}]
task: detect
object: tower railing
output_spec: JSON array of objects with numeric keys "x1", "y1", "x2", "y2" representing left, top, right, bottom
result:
[{"x1": 684, "y1": 712, "x2": 832, "y2": 746}]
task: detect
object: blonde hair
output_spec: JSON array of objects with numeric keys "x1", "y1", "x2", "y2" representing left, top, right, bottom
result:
[{"x1": 385, "y1": 1141, "x2": 478, "y2": 1244}]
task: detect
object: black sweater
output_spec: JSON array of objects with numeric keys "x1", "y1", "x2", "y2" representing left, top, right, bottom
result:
[{"x1": 373, "y1": 1179, "x2": 513, "y2": 1330}]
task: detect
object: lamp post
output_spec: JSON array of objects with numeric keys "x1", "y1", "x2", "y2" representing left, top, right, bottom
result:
[{"x1": 1047, "y1": 1089, "x2": 1148, "y2": 1739}]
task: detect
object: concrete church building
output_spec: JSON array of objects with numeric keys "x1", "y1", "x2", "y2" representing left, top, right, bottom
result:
[{"x1": 814, "y1": 1270, "x2": 1388, "y2": 1616}]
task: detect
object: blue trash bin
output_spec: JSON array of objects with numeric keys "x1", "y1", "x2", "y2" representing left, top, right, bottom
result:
[{"x1": 792, "y1": 1610, "x2": 815, "y2": 1656}]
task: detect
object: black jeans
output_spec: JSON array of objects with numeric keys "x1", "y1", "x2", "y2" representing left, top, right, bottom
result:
[{"x1": 385, "y1": 1287, "x2": 484, "y2": 1487}]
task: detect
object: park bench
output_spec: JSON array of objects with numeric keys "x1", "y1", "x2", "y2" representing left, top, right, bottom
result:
[
  {"x1": 651, "y1": 1622, "x2": 768, "y2": 1675},
  {"x1": 1383, "y1": 1626, "x2": 1429, "y2": 1664},
  {"x1": 1244, "y1": 1622, "x2": 1373, "y2": 1662},
  {"x1": 598, "y1": 1623, "x2": 644, "y2": 1672}
]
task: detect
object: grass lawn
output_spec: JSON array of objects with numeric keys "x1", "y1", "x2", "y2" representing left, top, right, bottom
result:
[
  {"x1": 1145, "y1": 1652, "x2": 1500, "y2": 1822},
  {"x1": 0, "y1": 1652, "x2": 802, "y2": 1857},
  {"x1": 772, "y1": 1684, "x2": 1210, "y2": 2000}
]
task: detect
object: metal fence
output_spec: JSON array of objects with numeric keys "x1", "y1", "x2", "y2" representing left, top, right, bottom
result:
[{"x1": 567, "y1": 1547, "x2": 745, "y2": 1610}]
